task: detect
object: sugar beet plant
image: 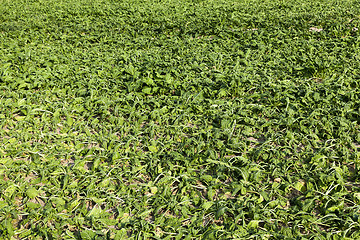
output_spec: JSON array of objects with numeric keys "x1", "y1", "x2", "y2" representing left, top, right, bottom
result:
[{"x1": 1, "y1": 0, "x2": 360, "y2": 239}]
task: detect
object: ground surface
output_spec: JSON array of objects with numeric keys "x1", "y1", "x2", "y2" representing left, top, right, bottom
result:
[{"x1": 0, "y1": 0, "x2": 360, "y2": 239}]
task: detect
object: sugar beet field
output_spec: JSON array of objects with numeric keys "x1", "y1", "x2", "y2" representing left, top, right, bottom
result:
[{"x1": 1, "y1": 0, "x2": 360, "y2": 239}]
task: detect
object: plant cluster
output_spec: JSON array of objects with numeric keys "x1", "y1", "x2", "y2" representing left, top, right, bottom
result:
[{"x1": 0, "y1": 0, "x2": 360, "y2": 239}]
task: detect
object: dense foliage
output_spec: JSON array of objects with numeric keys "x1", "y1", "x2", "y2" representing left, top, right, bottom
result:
[{"x1": 1, "y1": 0, "x2": 360, "y2": 239}]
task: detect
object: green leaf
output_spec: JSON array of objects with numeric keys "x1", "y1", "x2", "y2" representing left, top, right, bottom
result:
[
  {"x1": 8, "y1": 138, "x2": 17, "y2": 144},
  {"x1": 26, "y1": 201, "x2": 41, "y2": 209},
  {"x1": 201, "y1": 175, "x2": 213, "y2": 183},
  {"x1": 80, "y1": 230, "x2": 97, "y2": 240},
  {"x1": 114, "y1": 229, "x2": 128, "y2": 240},
  {"x1": 148, "y1": 145, "x2": 158, "y2": 153},
  {"x1": 248, "y1": 220, "x2": 260, "y2": 229},
  {"x1": 4, "y1": 185, "x2": 17, "y2": 198},
  {"x1": 142, "y1": 87, "x2": 152, "y2": 94},
  {"x1": 294, "y1": 180, "x2": 307, "y2": 193},
  {"x1": 207, "y1": 189, "x2": 216, "y2": 200},
  {"x1": 87, "y1": 206, "x2": 104, "y2": 218},
  {"x1": 215, "y1": 207, "x2": 227, "y2": 219},
  {"x1": 26, "y1": 187, "x2": 39, "y2": 199},
  {"x1": 202, "y1": 201, "x2": 214, "y2": 210},
  {"x1": 51, "y1": 197, "x2": 66, "y2": 210}
]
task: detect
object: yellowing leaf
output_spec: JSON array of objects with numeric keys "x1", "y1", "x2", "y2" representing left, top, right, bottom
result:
[{"x1": 150, "y1": 186, "x2": 158, "y2": 194}]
